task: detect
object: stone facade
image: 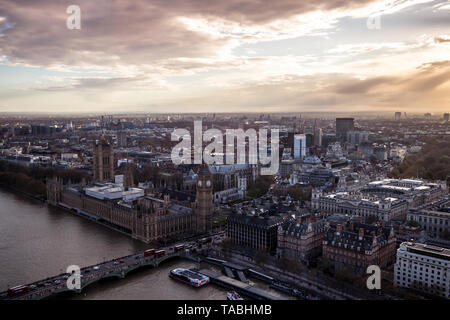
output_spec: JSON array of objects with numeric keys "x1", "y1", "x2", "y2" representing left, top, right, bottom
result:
[
  {"x1": 395, "y1": 242, "x2": 450, "y2": 299},
  {"x1": 93, "y1": 136, "x2": 114, "y2": 182},
  {"x1": 312, "y1": 189, "x2": 408, "y2": 222},
  {"x1": 47, "y1": 178, "x2": 202, "y2": 243},
  {"x1": 196, "y1": 164, "x2": 214, "y2": 234}
]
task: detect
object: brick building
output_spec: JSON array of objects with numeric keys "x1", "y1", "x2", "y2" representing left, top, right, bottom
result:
[
  {"x1": 322, "y1": 221, "x2": 396, "y2": 274},
  {"x1": 277, "y1": 217, "x2": 328, "y2": 263}
]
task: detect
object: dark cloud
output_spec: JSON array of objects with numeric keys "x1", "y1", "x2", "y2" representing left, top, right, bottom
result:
[{"x1": 0, "y1": 0, "x2": 377, "y2": 67}]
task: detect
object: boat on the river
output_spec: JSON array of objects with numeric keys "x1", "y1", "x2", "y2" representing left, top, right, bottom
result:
[{"x1": 169, "y1": 268, "x2": 210, "y2": 288}]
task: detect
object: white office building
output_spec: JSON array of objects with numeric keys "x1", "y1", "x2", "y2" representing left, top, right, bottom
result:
[
  {"x1": 394, "y1": 242, "x2": 450, "y2": 299},
  {"x1": 293, "y1": 134, "x2": 306, "y2": 159}
]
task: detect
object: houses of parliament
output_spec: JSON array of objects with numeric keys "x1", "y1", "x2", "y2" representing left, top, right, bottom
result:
[{"x1": 47, "y1": 136, "x2": 214, "y2": 243}]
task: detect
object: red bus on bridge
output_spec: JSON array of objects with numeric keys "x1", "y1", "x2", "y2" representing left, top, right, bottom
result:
[
  {"x1": 155, "y1": 250, "x2": 166, "y2": 257},
  {"x1": 8, "y1": 285, "x2": 29, "y2": 297},
  {"x1": 144, "y1": 249, "x2": 156, "y2": 257},
  {"x1": 174, "y1": 244, "x2": 185, "y2": 252}
]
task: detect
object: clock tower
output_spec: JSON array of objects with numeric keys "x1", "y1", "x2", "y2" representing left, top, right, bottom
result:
[{"x1": 196, "y1": 163, "x2": 213, "y2": 234}]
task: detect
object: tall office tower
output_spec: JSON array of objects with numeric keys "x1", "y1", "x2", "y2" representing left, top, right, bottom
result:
[
  {"x1": 118, "y1": 131, "x2": 128, "y2": 148},
  {"x1": 196, "y1": 164, "x2": 213, "y2": 234},
  {"x1": 315, "y1": 127, "x2": 323, "y2": 146},
  {"x1": 444, "y1": 113, "x2": 449, "y2": 122},
  {"x1": 304, "y1": 127, "x2": 323, "y2": 146},
  {"x1": 293, "y1": 134, "x2": 306, "y2": 159},
  {"x1": 336, "y1": 118, "x2": 354, "y2": 141},
  {"x1": 93, "y1": 135, "x2": 115, "y2": 182},
  {"x1": 395, "y1": 112, "x2": 402, "y2": 120}
]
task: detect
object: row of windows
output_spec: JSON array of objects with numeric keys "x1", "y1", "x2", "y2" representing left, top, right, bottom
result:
[
  {"x1": 415, "y1": 216, "x2": 449, "y2": 225},
  {"x1": 399, "y1": 255, "x2": 448, "y2": 267},
  {"x1": 396, "y1": 280, "x2": 449, "y2": 296}
]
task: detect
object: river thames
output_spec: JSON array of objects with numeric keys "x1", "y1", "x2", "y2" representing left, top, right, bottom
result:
[{"x1": 0, "y1": 188, "x2": 289, "y2": 300}]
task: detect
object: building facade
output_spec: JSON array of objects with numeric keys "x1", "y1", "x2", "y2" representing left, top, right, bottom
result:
[
  {"x1": 277, "y1": 218, "x2": 328, "y2": 263},
  {"x1": 47, "y1": 178, "x2": 197, "y2": 243},
  {"x1": 322, "y1": 221, "x2": 396, "y2": 274},
  {"x1": 226, "y1": 214, "x2": 283, "y2": 253},
  {"x1": 361, "y1": 179, "x2": 447, "y2": 208},
  {"x1": 394, "y1": 242, "x2": 449, "y2": 299},
  {"x1": 336, "y1": 118, "x2": 354, "y2": 141},
  {"x1": 93, "y1": 136, "x2": 115, "y2": 182},
  {"x1": 196, "y1": 164, "x2": 214, "y2": 234},
  {"x1": 294, "y1": 134, "x2": 306, "y2": 159},
  {"x1": 312, "y1": 189, "x2": 408, "y2": 222},
  {"x1": 406, "y1": 198, "x2": 450, "y2": 240}
]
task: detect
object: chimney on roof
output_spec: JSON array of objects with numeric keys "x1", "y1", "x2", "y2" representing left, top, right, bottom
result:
[
  {"x1": 389, "y1": 227, "x2": 395, "y2": 238},
  {"x1": 163, "y1": 194, "x2": 170, "y2": 207},
  {"x1": 358, "y1": 228, "x2": 364, "y2": 240},
  {"x1": 377, "y1": 227, "x2": 383, "y2": 236},
  {"x1": 372, "y1": 234, "x2": 377, "y2": 246}
]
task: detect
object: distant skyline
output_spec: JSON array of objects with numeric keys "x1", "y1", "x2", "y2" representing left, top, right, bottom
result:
[{"x1": 0, "y1": 0, "x2": 450, "y2": 113}]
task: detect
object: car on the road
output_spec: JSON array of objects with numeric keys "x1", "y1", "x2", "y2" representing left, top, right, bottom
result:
[
  {"x1": 29, "y1": 285, "x2": 37, "y2": 290},
  {"x1": 113, "y1": 261, "x2": 119, "y2": 265},
  {"x1": 54, "y1": 280, "x2": 61, "y2": 284},
  {"x1": 93, "y1": 266, "x2": 100, "y2": 271},
  {"x1": 119, "y1": 259, "x2": 125, "y2": 263}
]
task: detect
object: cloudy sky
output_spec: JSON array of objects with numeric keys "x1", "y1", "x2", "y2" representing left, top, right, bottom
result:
[{"x1": 0, "y1": 0, "x2": 449, "y2": 114}]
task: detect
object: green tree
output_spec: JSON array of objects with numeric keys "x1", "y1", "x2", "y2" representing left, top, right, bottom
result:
[
  {"x1": 253, "y1": 249, "x2": 269, "y2": 266},
  {"x1": 247, "y1": 175, "x2": 273, "y2": 198},
  {"x1": 220, "y1": 238, "x2": 234, "y2": 259}
]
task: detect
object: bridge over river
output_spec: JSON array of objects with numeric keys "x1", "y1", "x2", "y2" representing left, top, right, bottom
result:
[{"x1": 0, "y1": 249, "x2": 197, "y2": 300}]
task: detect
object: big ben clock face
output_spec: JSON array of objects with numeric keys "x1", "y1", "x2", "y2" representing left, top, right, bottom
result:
[
  {"x1": 198, "y1": 180, "x2": 202, "y2": 187},
  {"x1": 206, "y1": 180, "x2": 211, "y2": 187}
]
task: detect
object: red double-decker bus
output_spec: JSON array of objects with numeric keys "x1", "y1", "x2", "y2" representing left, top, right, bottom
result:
[
  {"x1": 154, "y1": 249, "x2": 166, "y2": 257},
  {"x1": 144, "y1": 249, "x2": 156, "y2": 257},
  {"x1": 8, "y1": 285, "x2": 29, "y2": 297}
]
